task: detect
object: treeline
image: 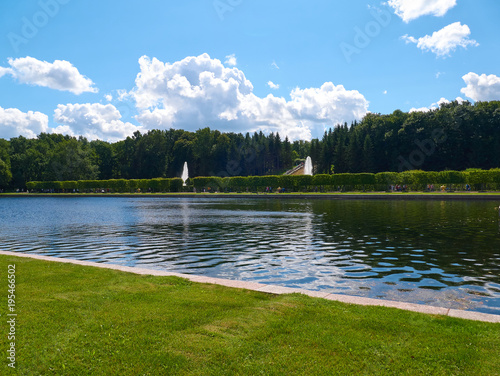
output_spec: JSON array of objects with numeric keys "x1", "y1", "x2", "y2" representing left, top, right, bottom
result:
[
  {"x1": 27, "y1": 169, "x2": 500, "y2": 193},
  {"x1": 1, "y1": 100, "x2": 500, "y2": 189},
  {"x1": 311, "y1": 100, "x2": 500, "y2": 174},
  {"x1": 0, "y1": 129, "x2": 300, "y2": 189}
]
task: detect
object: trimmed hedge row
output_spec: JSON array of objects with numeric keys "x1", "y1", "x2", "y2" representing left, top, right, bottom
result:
[
  {"x1": 192, "y1": 169, "x2": 500, "y2": 192},
  {"x1": 26, "y1": 178, "x2": 184, "y2": 193},
  {"x1": 26, "y1": 169, "x2": 500, "y2": 193}
]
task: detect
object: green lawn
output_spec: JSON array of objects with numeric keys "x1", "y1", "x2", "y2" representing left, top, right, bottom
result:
[{"x1": 1, "y1": 255, "x2": 499, "y2": 375}]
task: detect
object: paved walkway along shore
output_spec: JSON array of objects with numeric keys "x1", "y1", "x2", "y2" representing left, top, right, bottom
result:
[{"x1": 1, "y1": 251, "x2": 499, "y2": 324}]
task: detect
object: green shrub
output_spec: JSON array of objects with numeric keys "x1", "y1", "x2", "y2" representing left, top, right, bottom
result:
[
  {"x1": 170, "y1": 178, "x2": 183, "y2": 192},
  {"x1": 438, "y1": 170, "x2": 465, "y2": 185},
  {"x1": 312, "y1": 174, "x2": 332, "y2": 186},
  {"x1": 61, "y1": 181, "x2": 78, "y2": 191},
  {"x1": 375, "y1": 172, "x2": 398, "y2": 188},
  {"x1": 466, "y1": 169, "x2": 490, "y2": 190},
  {"x1": 226, "y1": 176, "x2": 247, "y2": 192}
]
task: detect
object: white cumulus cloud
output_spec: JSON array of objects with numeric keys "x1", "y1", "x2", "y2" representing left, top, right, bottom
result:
[
  {"x1": 387, "y1": 0, "x2": 456, "y2": 22},
  {"x1": 0, "y1": 67, "x2": 11, "y2": 78},
  {"x1": 0, "y1": 57, "x2": 97, "y2": 94},
  {"x1": 225, "y1": 54, "x2": 237, "y2": 67},
  {"x1": 0, "y1": 106, "x2": 49, "y2": 139},
  {"x1": 409, "y1": 96, "x2": 466, "y2": 112},
  {"x1": 54, "y1": 103, "x2": 142, "y2": 142},
  {"x1": 288, "y1": 83, "x2": 368, "y2": 124},
  {"x1": 131, "y1": 54, "x2": 369, "y2": 140},
  {"x1": 461, "y1": 73, "x2": 500, "y2": 102},
  {"x1": 402, "y1": 22, "x2": 478, "y2": 57},
  {"x1": 409, "y1": 106, "x2": 433, "y2": 113},
  {"x1": 267, "y1": 81, "x2": 280, "y2": 90},
  {"x1": 116, "y1": 89, "x2": 130, "y2": 101}
]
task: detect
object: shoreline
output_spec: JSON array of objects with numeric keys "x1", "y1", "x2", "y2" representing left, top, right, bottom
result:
[
  {"x1": 2, "y1": 192, "x2": 500, "y2": 200},
  {"x1": 1, "y1": 250, "x2": 498, "y2": 323}
]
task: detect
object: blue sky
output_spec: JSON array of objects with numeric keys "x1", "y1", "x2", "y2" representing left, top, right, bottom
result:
[{"x1": 1, "y1": 0, "x2": 499, "y2": 141}]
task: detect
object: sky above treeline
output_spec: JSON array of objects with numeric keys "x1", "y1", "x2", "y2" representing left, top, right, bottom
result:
[{"x1": 0, "y1": 0, "x2": 499, "y2": 142}]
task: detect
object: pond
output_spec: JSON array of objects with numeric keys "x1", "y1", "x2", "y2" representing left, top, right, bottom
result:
[{"x1": 1, "y1": 196, "x2": 500, "y2": 315}]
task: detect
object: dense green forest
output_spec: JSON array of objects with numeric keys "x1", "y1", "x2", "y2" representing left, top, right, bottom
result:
[{"x1": 1, "y1": 100, "x2": 500, "y2": 189}]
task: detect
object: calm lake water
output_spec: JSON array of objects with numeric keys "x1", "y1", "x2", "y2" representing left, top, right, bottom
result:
[{"x1": 1, "y1": 196, "x2": 500, "y2": 314}]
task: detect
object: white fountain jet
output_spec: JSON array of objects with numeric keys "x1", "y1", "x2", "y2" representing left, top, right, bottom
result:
[
  {"x1": 304, "y1": 156, "x2": 313, "y2": 176},
  {"x1": 181, "y1": 162, "x2": 189, "y2": 186}
]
